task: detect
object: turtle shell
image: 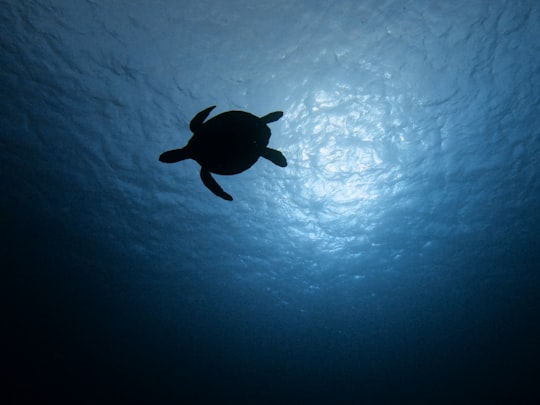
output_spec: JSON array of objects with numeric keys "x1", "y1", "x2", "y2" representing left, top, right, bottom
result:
[{"x1": 187, "y1": 111, "x2": 271, "y2": 175}]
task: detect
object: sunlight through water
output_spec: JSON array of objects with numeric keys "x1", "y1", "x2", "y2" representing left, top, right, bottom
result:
[{"x1": 280, "y1": 84, "x2": 403, "y2": 252}]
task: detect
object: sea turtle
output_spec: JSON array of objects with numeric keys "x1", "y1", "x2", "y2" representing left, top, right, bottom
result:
[{"x1": 159, "y1": 106, "x2": 287, "y2": 201}]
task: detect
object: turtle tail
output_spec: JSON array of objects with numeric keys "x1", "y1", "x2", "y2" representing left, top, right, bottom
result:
[{"x1": 159, "y1": 147, "x2": 190, "y2": 163}]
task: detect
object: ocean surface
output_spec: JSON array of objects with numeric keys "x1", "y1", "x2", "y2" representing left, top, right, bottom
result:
[{"x1": 2, "y1": 0, "x2": 540, "y2": 403}]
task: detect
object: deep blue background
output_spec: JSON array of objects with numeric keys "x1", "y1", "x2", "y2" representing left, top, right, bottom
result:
[{"x1": 2, "y1": 0, "x2": 540, "y2": 403}]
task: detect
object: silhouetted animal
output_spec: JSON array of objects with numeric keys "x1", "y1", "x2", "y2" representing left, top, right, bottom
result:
[{"x1": 159, "y1": 106, "x2": 287, "y2": 201}]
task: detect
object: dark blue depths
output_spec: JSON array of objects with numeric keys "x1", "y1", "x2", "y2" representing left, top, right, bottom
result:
[{"x1": 2, "y1": 0, "x2": 540, "y2": 403}]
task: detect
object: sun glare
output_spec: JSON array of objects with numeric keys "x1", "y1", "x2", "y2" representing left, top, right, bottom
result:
[{"x1": 285, "y1": 90, "x2": 386, "y2": 209}]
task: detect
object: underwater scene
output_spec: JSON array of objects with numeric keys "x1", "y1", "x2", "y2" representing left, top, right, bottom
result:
[{"x1": 3, "y1": 0, "x2": 540, "y2": 403}]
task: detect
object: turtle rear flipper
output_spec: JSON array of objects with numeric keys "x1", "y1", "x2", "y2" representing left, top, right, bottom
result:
[
  {"x1": 190, "y1": 106, "x2": 216, "y2": 132},
  {"x1": 260, "y1": 111, "x2": 283, "y2": 124},
  {"x1": 200, "y1": 168, "x2": 233, "y2": 201},
  {"x1": 159, "y1": 148, "x2": 190, "y2": 163},
  {"x1": 261, "y1": 148, "x2": 287, "y2": 167}
]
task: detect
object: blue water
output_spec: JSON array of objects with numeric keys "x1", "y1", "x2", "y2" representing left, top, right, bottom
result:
[{"x1": 2, "y1": 0, "x2": 540, "y2": 403}]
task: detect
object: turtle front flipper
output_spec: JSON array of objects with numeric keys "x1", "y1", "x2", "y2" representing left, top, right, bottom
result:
[
  {"x1": 159, "y1": 148, "x2": 190, "y2": 163},
  {"x1": 260, "y1": 111, "x2": 283, "y2": 124},
  {"x1": 200, "y1": 168, "x2": 233, "y2": 201},
  {"x1": 190, "y1": 106, "x2": 216, "y2": 132},
  {"x1": 261, "y1": 148, "x2": 287, "y2": 167}
]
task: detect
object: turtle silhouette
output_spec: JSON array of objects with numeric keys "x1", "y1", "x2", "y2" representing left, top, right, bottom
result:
[{"x1": 159, "y1": 106, "x2": 287, "y2": 201}]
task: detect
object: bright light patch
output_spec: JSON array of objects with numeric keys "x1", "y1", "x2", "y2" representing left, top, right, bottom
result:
[
  {"x1": 280, "y1": 87, "x2": 393, "y2": 250},
  {"x1": 285, "y1": 89, "x2": 386, "y2": 209}
]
